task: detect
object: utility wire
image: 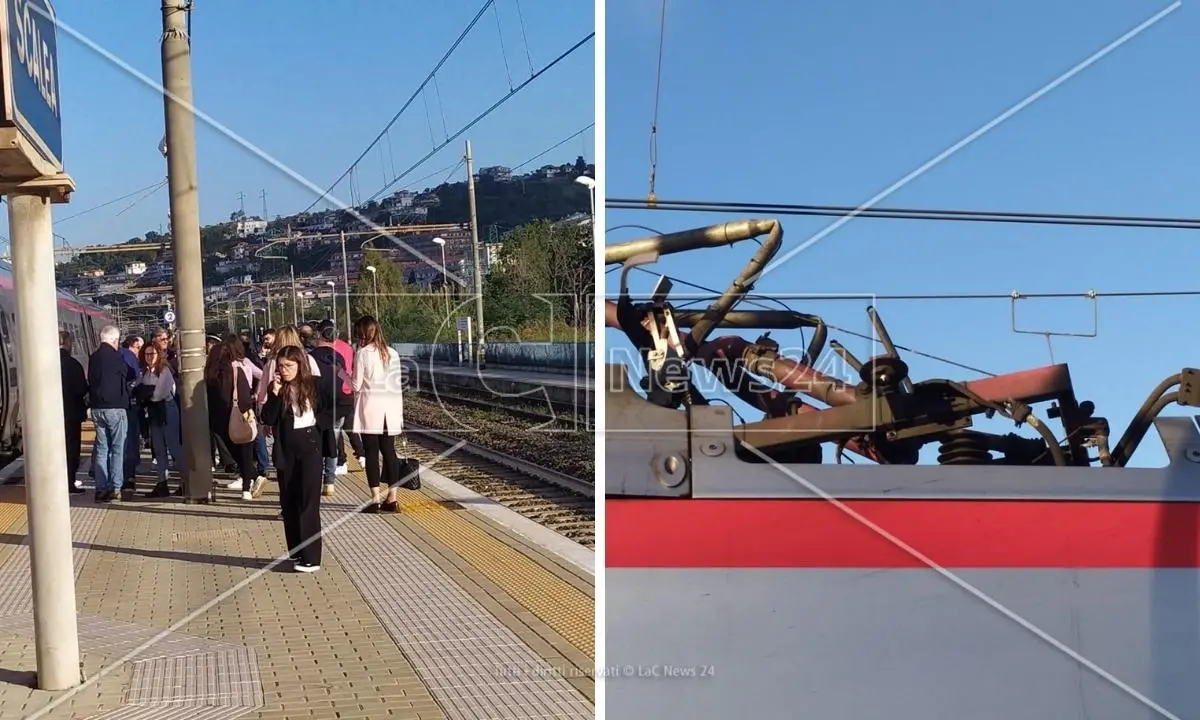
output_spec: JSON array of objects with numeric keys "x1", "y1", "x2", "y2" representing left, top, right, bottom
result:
[
  {"x1": 607, "y1": 197, "x2": 1200, "y2": 231},
  {"x1": 624, "y1": 265, "x2": 1000, "y2": 376},
  {"x1": 366, "y1": 32, "x2": 595, "y2": 203},
  {"x1": 645, "y1": 289, "x2": 1200, "y2": 302},
  {"x1": 646, "y1": 0, "x2": 667, "y2": 204},
  {"x1": 56, "y1": 180, "x2": 167, "y2": 223},
  {"x1": 303, "y1": 0, "x2": 496, "y2": 213},
  {"x1": 610, "y1": 266, "x2": 1200, "y2": 378},
  {"x1": 511, "y1": 123, "x2": 594, "y2": 172}
]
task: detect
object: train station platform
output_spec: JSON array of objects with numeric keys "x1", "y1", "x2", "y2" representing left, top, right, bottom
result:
[
  {"x1": 410, "y1": 363, "x2": 593, "y2": 410},
  {"x1": 0, "y1": 428, "x2": 595, "y2": 719}
]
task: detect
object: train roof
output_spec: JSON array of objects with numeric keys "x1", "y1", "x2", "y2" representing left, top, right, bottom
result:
[{"x1": 0, "y1": 260, "x2": 114, "y2": 319}]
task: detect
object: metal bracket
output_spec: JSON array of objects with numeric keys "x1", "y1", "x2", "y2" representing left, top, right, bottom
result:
[
  {"x1": 604, "y1": 363, "x2": 691, "y2": 497},
  {"x1": 1010, "y1": 290, "x2": 1099, "y2": 339},
  {"x1": 0, "y1": 172, "x2": 75, "y2": 204}
]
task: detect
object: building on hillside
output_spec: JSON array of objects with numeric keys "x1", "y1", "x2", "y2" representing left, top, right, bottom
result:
[
  {"x1": 479, "y1": 166, "x2": 513, "y2": 182},
  {"x1": 235, "y1": 217, "x2": 268, "y2": 238},
  {"x1": 124, "y1": 262, "x2": 147, "y2": 275}
]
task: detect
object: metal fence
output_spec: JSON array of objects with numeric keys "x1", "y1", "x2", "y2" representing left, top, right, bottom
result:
[{"x1": 392, "y1": 342, "x2": 594, "y2": 373}]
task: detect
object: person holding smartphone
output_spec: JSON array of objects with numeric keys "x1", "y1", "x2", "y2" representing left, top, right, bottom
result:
[{"x1": 260, "y1": 346, "x2": 336, "y2": 573}]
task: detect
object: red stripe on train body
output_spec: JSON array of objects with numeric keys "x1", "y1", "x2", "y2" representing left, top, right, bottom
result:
[{"x1": 606, "y1": 498, "x2": 1200, "y2": 568}]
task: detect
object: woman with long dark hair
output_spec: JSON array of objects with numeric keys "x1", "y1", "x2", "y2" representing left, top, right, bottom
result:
[
  {"x1": 138, "y1": 343, "x2": 184, "y2": 498},
  {"x1": 261, "y1": 345, "x2": 334, "y2": 572},
  {"x1": 351, "y1": 315, "x2": 406, "y2": 513},
  {"x1": 204, "y1": 339, "x2": 260, "y2": 500}
]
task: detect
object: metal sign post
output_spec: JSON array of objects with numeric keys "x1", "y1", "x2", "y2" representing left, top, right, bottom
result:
[
  {"x1": 456, "y1": 316, "x2": 470, "y2": 365},
  {"x1": 0, "y1": 0, "x2": 81, "y2": 691}
]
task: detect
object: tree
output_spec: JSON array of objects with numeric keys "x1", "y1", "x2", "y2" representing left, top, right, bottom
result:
[
  {"x1": 350, "y1": 248, "x2": 445, "y2": 343},
  {"x1": 480, "y1": 219, "x2": 593, "y2": 339}
]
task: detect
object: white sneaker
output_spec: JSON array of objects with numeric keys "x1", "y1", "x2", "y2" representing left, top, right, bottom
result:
[
  {"x1": 226, "y1": 479, "x2": 243, "y2": 490},
  {"x1": 335, "y1": 464, "x2": 347, "y2": 475},
  {"x1": 356, "y1": 456, "x2": 366, "y2": 467},
  {"x1": 251, "y1": 476, "x2": 267, "y2": 497},
  {"x1": 73, "y1": 479, "x2": 83, "y2": 489},
  {"x1": 294, "y1": 562, "x2": 319, "y2": 573},
  {"x1": 241, "y1": 491, "x2": 252, "y2": 501}
]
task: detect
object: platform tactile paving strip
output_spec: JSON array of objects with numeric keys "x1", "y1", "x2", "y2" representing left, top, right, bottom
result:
[
  {"x1": 394, "y1": 491, "x2": 595, "y2": 658},
  {"x1": 125, "y1": 647, "x2": 263, "y2": 707},
  {"x1": 0, "y1": 502, "x2": 104, "y2": 617},
  {"x1": 323, "y1": 507, "x2": 594, "y2": 719},
  {"x1": 0, "y1": 494, "x2": 265, "y2": 719}
]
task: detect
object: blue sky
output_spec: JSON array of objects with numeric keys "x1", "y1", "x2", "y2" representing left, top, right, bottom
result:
[
  {"x1": 605, "y1": 0, "x2": 1198, "y2": 467},
  {"x1": 15, "y1": 0, "x2": 593, "y2": 248}
]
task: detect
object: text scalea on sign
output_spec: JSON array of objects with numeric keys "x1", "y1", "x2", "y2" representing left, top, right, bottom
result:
[{"x1": 12, "y1": 0, "x2": 58, "y2": 118}]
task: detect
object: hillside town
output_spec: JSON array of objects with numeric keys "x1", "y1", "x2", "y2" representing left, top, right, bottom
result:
[{"x1": 54, "y1": 159, "x2": 594, "y2": 329}]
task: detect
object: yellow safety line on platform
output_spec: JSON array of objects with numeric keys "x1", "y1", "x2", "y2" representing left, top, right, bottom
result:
[
  {"x1": 343, "y1": 453, "x2": 594, "y2": 658},
  {"x1": 396, "y1": 490, "x2": 595, "y2": 658},
  {"x1": 0, "y1": 492, "x2": 25, "y2": 534}
]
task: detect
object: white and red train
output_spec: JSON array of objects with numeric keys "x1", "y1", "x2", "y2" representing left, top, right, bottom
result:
[{"x1": 0, "y1": 260, "x2": 115, "y2": 455}]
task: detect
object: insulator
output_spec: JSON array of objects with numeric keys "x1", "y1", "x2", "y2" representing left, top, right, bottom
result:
[{"x1": 937, "y1": 432, "x2": 992, "y2": 465}]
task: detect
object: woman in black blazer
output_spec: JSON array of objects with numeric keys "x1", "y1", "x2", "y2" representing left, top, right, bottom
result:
[{"x1": 260, "y1": 345, "x2": 335, "y2": 573}]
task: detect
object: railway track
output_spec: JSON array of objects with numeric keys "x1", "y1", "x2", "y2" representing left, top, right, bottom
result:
[
  {"x1": 404, "y1": 423, "x2": 595, "y2": 548},
  {"x1": 413, "y1": 386, "x2": 586, "y2": 425}
]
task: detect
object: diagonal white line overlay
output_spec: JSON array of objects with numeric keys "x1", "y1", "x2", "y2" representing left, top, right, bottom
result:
[
  {"x1": 24, "y1": 443, "x2": 466, "y2": 720},
  {"x1": 737, "y1": 441, "x2": 1182, "y2": 720},
  {"x1": 760, "y1": 1, "x2": 1180, "y2": 279}
]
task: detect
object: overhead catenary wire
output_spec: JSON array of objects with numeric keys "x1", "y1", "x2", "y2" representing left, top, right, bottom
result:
[
  {"x1": 365, "y1": 32, "x2": 595, "y2": 204},
  {"x1": 646, "y1": 0, "x2": 668, "y2": 203},
  {"x1": 303, "y1": 0, "x2": 496, "y2": 214},
  {"x1": 56, "y1": 180, "x2": 168, "y2": 223},
  {"x1": 607, "y1": 197, "x2": 1200, "y2": 231},
  {"x1": 618, "y1": 265, "x2": 1002, "y2": 377},
  {"x1": 510, "y1": 123, "x2": 594, "y2": 173}
]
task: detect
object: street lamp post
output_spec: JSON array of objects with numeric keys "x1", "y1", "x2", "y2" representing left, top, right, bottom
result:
[
  {"x1": 326, "y1": 280, "x2": 337, "y2": 336},
  {"x1": 575, "y1": 175, "x2": 596, "y2": 217},
  {"x1": 432, "y1": 236, "x2": 450, "y2": 324},
  {"x1": 256, "y1": 241, "x2": 298, "y2": 326},
  {"x1": 365, "y1": 265, "x2": 379, "y2": 317}
]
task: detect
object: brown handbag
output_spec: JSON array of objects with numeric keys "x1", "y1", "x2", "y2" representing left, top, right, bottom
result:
[{"x1": 227, "y1": 364, "x2": 257, "y2": 444}]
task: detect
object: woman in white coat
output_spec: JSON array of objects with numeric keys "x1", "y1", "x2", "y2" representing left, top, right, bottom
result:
[{"x1": 351, "y1": 315, "x2": 405, "y2": 513}]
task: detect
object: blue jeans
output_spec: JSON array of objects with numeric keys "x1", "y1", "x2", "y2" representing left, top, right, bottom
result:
[
  {"x1": 322, "y1": 416, "x2": 345, "y2": 487},
  {"x1": 255, "y1": 428, "x2": 269, "y2": 475},
  {"x1": 150, "y1": 402, "x2": 184, "y2": 483},
  {"x1": 92, "y1": 408, "x2": 128, "y2": 493}
]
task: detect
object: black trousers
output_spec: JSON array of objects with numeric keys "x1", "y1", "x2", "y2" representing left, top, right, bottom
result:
[
  {"x1": 277, "y1": 426, "x2": 323, "y2": 566},
  {"x1": 360, "y1": 428, "x2": 399, "y2": 490},
  {"x1": 214, "y1": 428, "x2": 256, "y2": 483},
  {"x1": 65, "y1": 420, "x2": 82, "y2": 486}
]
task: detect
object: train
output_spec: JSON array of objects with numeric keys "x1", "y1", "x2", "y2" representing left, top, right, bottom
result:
[
  {"x1": 0, "y1": 259, "x2": 115, "y2": 456},
  {"x1": 605, "y1": 220, "x2": 1200, "y2": 720}
]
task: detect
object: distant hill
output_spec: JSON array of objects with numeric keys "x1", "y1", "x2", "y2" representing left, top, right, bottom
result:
[{"x1": 54, "y1": 159, "x2": 594, "y2": 283}]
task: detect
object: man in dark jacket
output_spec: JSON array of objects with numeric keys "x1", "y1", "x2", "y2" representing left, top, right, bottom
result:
[
  {"x1": 60, "y1": 331, "x2": 88, "y2": 494},
  {"x1": 90, "y1": 326, "x2": 134, "y2": 502},
  {"x1": 310, "y1": 323, "x2": 353, "y2": 496}
]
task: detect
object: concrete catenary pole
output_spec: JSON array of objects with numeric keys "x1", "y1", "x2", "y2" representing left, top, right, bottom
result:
[
  {"x1": 464, "y1": 141, "x2": 485, "y2": 368},
  {"x1": 161, "y1": 1, "x2": 214, "y2": 500},
  {"x1": 339, "y1": 230, "x2": 352, "y2": 337},
  {"x1": 9, "y1": 194, "x2": 81, "y2": 690}
]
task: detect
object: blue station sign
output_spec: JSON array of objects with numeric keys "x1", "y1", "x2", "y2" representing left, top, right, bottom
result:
[{"x1": 2, "y1": 0, "x2": 62, "y2": 171}]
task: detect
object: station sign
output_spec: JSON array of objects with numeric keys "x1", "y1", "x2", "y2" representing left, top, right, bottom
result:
[
  {"x1": 163, "y1": 310, "x2": 176, "y2": 324},
  {"x1": 0, "y1": 0, "x2": 63, "y2": 177},
  {"x1": 456, "y1": 317, "x2": 469, "y2": 332}
]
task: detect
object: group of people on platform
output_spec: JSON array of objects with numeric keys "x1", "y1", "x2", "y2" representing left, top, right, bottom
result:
[{"x1": 59, "y1": 315, "x2": 409, "y2": 574}]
